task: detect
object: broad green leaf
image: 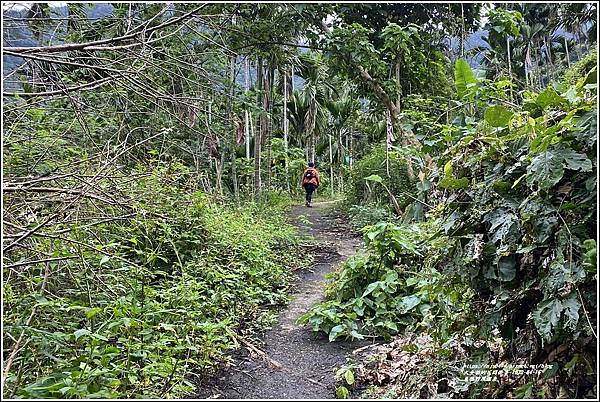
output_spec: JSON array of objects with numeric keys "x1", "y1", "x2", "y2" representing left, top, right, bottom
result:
[
  {"x1": 454, "y1": 59, "x2": 477, "y2": 99},
  {"x1": 543, "y1": 363, "x2": 559, "y2": 379},
  {"x1": 562, "y1": 86, "x2": 579, "y2": 104},
  {"x1": 561, "y1": 293, "x2": 580, "y2": 331},
  {"x1": 336, "y1": 385, "x2": 350, "y2": 399},
  {"x1": 74, "y1": 328, "x2": 91, "y2": 340},
  {"x1": 99, "y1": 255, "x2": 110, "y2": 265},
  {"x1": 535, "y1": 87, "x2": 567, "y2": 109},
  {"x1": 364, "y1": 174, "x2": 383, "y2": 183},
  {"x1": 533, "y1": 299, "x2": 563, "y2": 341},
  {"x1": 526, "y1": 149, "x2": 564, "y2": 190},
  {"x1": 515, "y1": 383, "x2": 534, "y2": 398},
  {"x1": 584, "y1": 66, "x2": 597, "y2": 84},
  {"x1": 560, "y1": 147, "x2": 592, "y2": 172},
  {"x1": 582, "y1": 239, "x2": 596, "y2": 272},
  {"x1": 329, "y1": 324, "x2": 345, "y2": 342},
  {"x1": 484, "y1": 105, "x2": 513, "y2": 127},
  {"x1": 344, "y1": 369, "x2": 355, "y2": 385},
  {"x1": 362, "y1": 281, "x2": 381, "y2": 297},
  {"x1": 91, "y1": 333, "x2": 109, "y2": 341},
  {"x1": 443, "y1": 160, "x2": 453, "y2": 176},
  {"x1": 86, "y1": 307, "x2": 101, "y2": 319},
  {"x1": 383, "y1": 320, "x2": 398, "y2": 331},
  {"x1": 565, "y1": 354, "x2": 581, "y2": 376},
  {"x1": 439, "y1": 176, "x2": 469, "y2": 189},
  {"x1": 397, "y1": 295, "x2": 421, "y2": 313},
  {"x1": 349, "y1": 330, "x2": 364, "y2": 340},
  {"x1": 484, "y1": 209, "x2": 518, "y2": 245},
  {"x1": 573, "y1": 109, "x2": 597, "y2": 147},
  {"x1": 497, "y1": 255, "x2": 516, "y2": 281}
]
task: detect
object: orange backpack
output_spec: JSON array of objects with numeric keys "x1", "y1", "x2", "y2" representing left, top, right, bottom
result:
[{"x1": 302, "y1": 168, "x2": 317, "y2": 185}]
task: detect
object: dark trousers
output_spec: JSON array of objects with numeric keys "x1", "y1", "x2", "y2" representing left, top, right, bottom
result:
[{"x1": 304, "y1": 183, "x2": 316, "y2": 203}]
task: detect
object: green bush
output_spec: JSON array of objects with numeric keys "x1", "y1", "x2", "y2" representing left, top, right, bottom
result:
[
  {"x1": 298, "y1": 221, "x2": 475, "y2": 342},
  {"x1": 346, "y1": 145, "x2": 416, "y2": 210},
  {"x1": 3, "y1": 161, "x2": 304, "y2": 399},
  {"x1": 347, "y1": 204, "x2": 394, "y2": 230},
  {"x1": 561, "y1": 45, "x2": 597, "y2": 85}
]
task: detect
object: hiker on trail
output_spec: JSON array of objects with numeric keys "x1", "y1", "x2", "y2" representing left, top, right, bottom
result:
[{"x1": 301, "y1": 162, "x2": 320, "y2": 207}]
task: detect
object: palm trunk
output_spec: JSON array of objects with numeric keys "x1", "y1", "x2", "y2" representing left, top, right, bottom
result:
[
  {"x1": 283, "y1": 67, "x2": 290, "y2": 193},
  {"x1": 265, "y1": 60, "x2": 274, "y2": 189},
  {"x1": 244, "y1": 57, "x2": 250, "y2": 160},
  {"x1": 524, "y1": 45, "x2": 530, "y2": 88},
  {"x1": 349, "y1": 133, "x2": 353, "y2": 170},
  {"x1": 564, "y1": 36, "x2": 571, "y2": 68},
  {"x1": 228, "y1": 53, "x2": 239, "y2": 202},
  {"x1": 460, "y1": 3, "x2": 465, "y2": 58},
  {"x1": 328, "y1": 134, "x2": 334, "y2": 197},
  {"x1": 338, "y1": 130, "x2": 343, "y2": 194},
  {"x1": 249, "y1": 111, "x2": 255, "y2": 189},
  {"x1": 254, "y1": 57, "x2": 263, "y2": 199}
]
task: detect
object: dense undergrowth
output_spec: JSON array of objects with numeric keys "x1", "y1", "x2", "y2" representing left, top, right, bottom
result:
[
  {"x1": 300, "y1": 53, "x2": 597, "y2": 398},
  {"x1": 3, "y1": 158, "x2": 304, "y2": 398}
]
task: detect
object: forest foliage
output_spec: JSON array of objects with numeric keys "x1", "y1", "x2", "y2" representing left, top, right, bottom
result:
[
  {"x1": 301, "y1": 48, "x2": 597, "y2": 398},
  {"x1": 2, "y1": 2, "x2": 597, "y2": 399}
]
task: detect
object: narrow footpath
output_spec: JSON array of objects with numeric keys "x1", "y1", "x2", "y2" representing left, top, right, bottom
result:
[{"x1": 196, "y1": 201, "x2": 365, "y2": 399}]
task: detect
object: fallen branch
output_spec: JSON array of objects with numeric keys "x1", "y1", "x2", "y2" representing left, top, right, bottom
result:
[
  {"x1": 3, "y1": 185, "x2": 127, "y2": 207},
  {"x1": 2, "y1": 76, "x2": 115, "y2": 97},
  {"x1": 4, "y1": 256, "x2": 78, "y2": 270},
  {"x1": 3, "y1": 6, "x2": 204, "y2": 54}
]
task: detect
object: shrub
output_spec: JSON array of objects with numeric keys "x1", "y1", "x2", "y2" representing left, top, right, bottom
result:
[
  {"x1": 3, "y1": 161, "x2": 304, "y2": 398},
  {"x1": 345, "y1": 145, "x2": 416, "y2": 210}
]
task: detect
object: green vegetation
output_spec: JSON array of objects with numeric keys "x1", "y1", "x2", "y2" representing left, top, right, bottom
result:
[
  {"x1": 3, "y1": 159, "x2": 303, "y2": 398},
  {"x1": 345, "y1": 146, "x2": 416, "y2": 211},
  {"x1": 2, "y1": 2, "x2": 597, "y2": 400},
  {"x1": 301, "y1": 52, "x2": 597, "y2": 397}
]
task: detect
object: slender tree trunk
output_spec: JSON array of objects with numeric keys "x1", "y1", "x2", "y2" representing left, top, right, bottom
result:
[
  {"x1": 460, "y1": 3, "x2": 465, "y2": 58},
  {"x1": 349, "y1": 133, "x2": 353, "y2": 170},
  {"x1": 291, "y1": 63, "x2": 295, "y2": 93},
  {"x1": 564, "y1": 36, "x2": 571, "y2": 68},
  {"x1": 218, "y1": 147, "x2": 226, "y2": 197},
  {"x1": 543, "y1": 36, "x2": 554, "y2": 84},
  {"x1": 328, "y1": 134, "x2": 334, "y2": 197},
  {"x1": 395, "y1": 54, "x2": 401, "y2": 112},
  {"x1": 310, "y1": 133, "x2": 315, "y2": 163},
  {"x1": 244, "y1": 57, "x2": 250, "y2": 160},
  {"x1": 249, "y1": 111, "x2": 255, "y2": 189},
  {"x1": 524, "y1": 45, "x2": 530, "y2": 88},
  {"x1": 506, "y1": 36, "x2": 513, "y2": 101},
  {"x1": 575, "y1": 30, "x2": 583, "y2": 60},
  {"x1": 283, "y1": 67, "x2": 290, "y2": 193},
  {"x1": 385, "y1": 110, "x2": 392, "y2": 178},
  {"x1": 228, "y1": 52, "x2": 239, "y2": 202},
  {"x1": 338, "y1": 130, "x2": 343, "y2": 194},
  {"x1": 209, "y1": 99, "x2": 222, "y2": 195},
  {"x1": 254, "y1": 57, "x2": 263, "y2": 199},
  {"x1": 265, "y1": 59, "x2": 274, "y2": 189}
]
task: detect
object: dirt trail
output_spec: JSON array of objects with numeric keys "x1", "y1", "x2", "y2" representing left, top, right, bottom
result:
[{"x1": 195, "y1": 201, "x2": 365, "y2": 399}]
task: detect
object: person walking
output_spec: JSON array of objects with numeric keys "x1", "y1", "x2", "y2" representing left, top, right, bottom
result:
[{"x1": 301, "y1": 162, "x2": 320, "y2": 207}]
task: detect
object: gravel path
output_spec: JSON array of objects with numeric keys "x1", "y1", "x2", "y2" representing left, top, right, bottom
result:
[{"x1": 194, "y1": 201, "x2": 365, "y2": 399}]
